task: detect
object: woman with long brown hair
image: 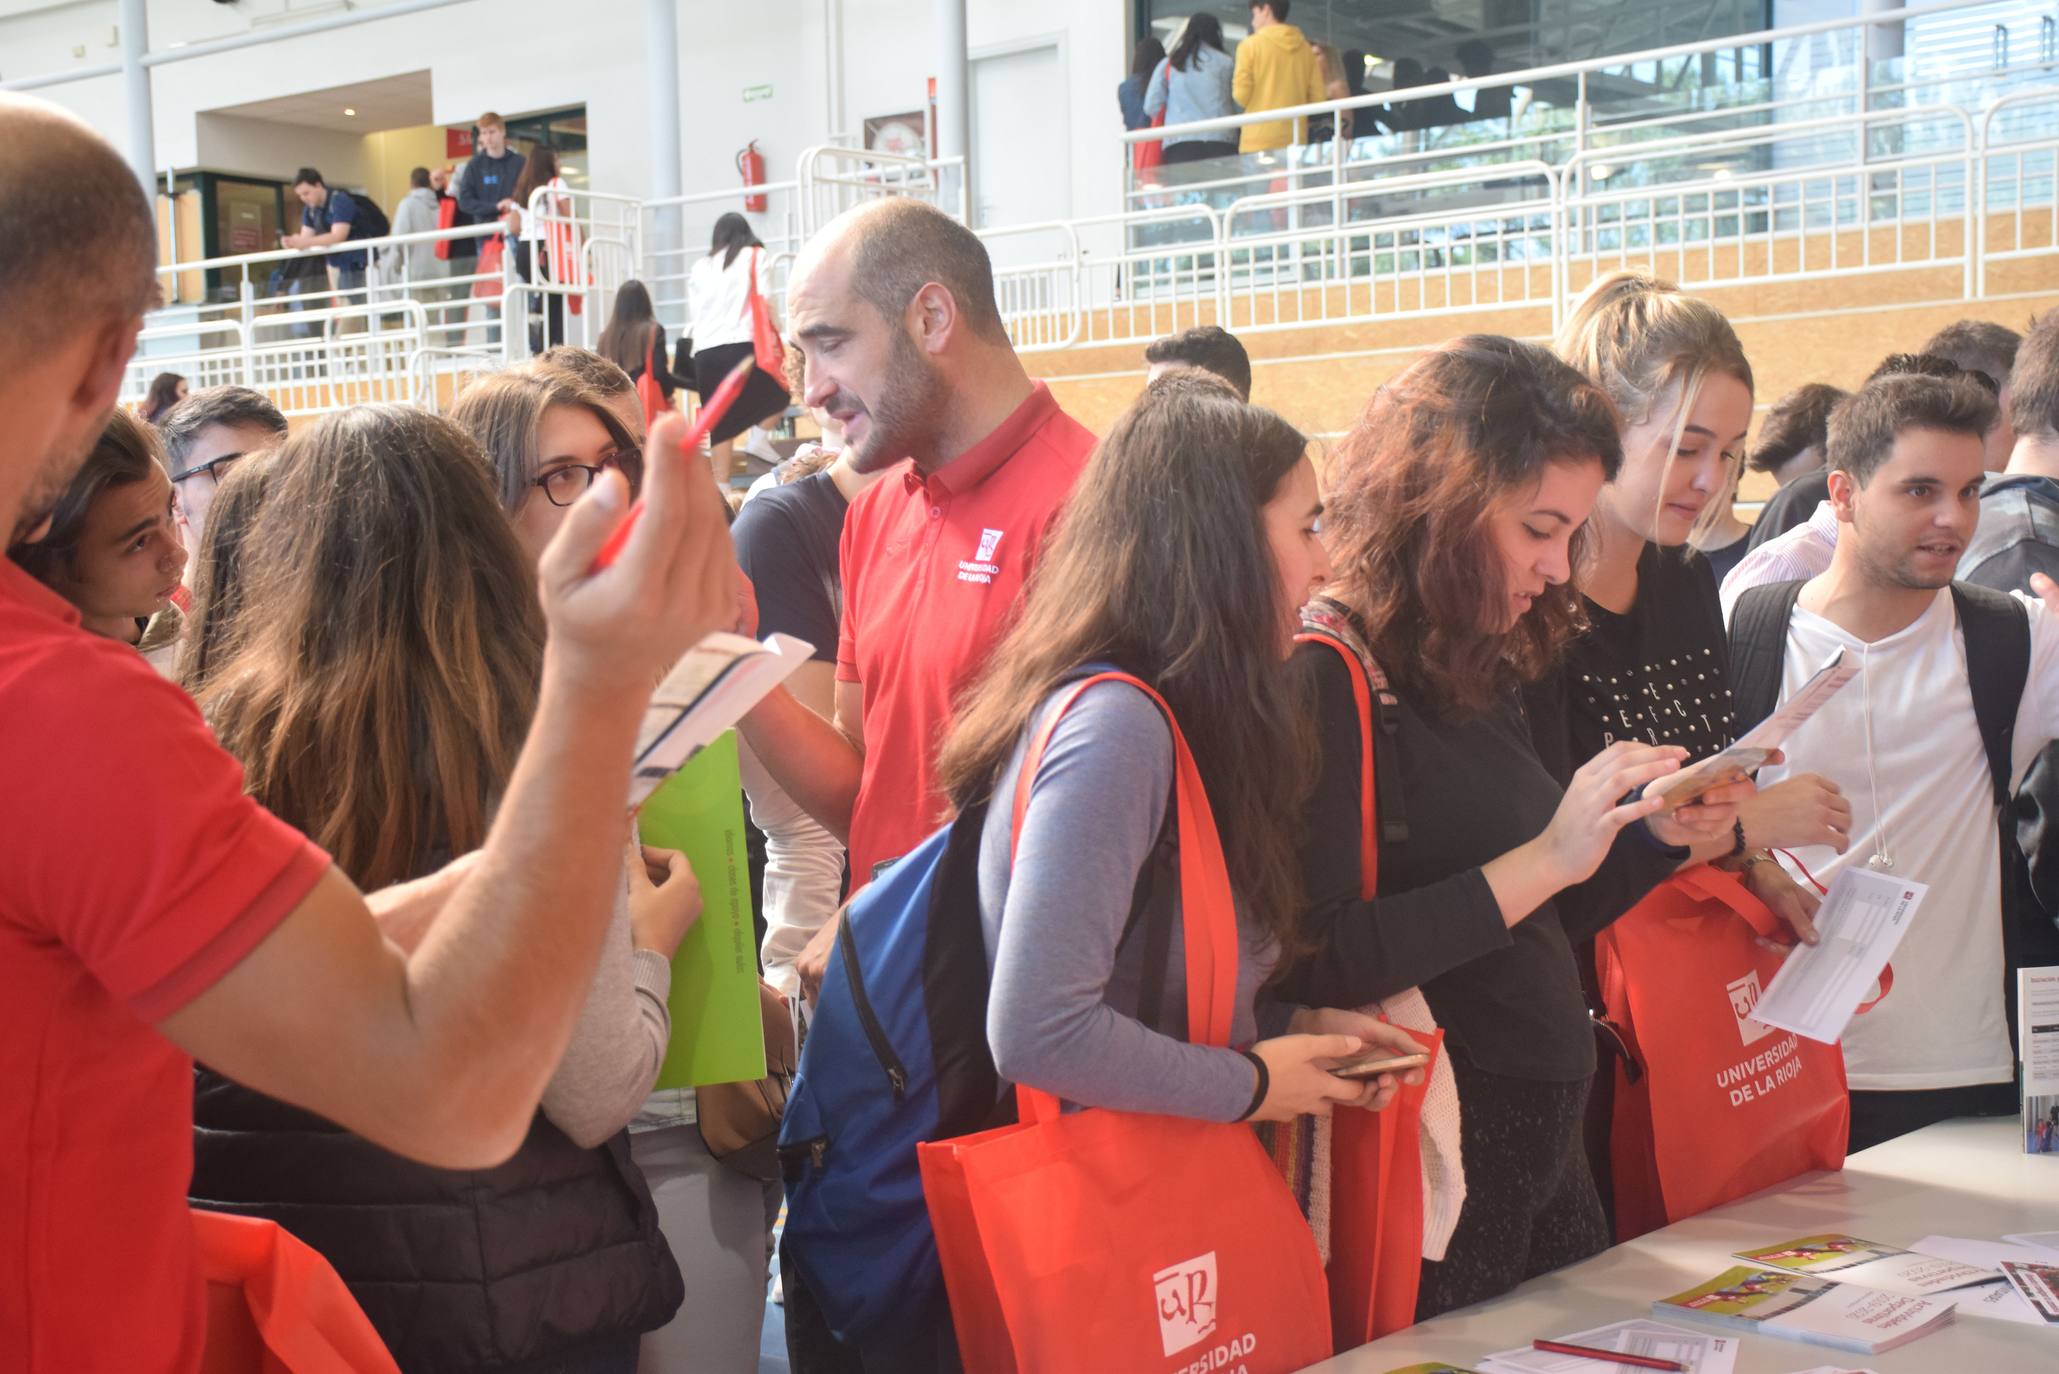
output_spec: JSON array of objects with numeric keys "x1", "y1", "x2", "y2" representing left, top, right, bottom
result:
[
  {"x1": 596, "y1": 279, "x2": 684, "y2": 407},
  {"x1": 940, "y1": 375, "x2": 1418, "y2": 1130},
  {"x1": 1290, "y1": 336, "x2": 1748, "y2": 1317},
  {"x1": 449, "y1": 365, "x2": 642, "y2": 564},
  {"x1": 189, "y1": 404, "x2": 699, "y2": 1373},
  {"x1": 506, "y1": 144, "x2": 568, "y2": 351}
]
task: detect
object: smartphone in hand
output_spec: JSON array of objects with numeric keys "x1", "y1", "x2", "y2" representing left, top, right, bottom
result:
[{"x1": 1329, "y1": 1049, "x2": 1431, "y2": 1081}]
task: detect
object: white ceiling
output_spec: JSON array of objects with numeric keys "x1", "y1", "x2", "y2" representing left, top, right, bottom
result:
[{"x1": 207, "y1": 69, "x2": 434, "y2": 134}]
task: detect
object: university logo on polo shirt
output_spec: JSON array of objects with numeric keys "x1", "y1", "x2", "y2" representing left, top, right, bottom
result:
[{"x1": 957, "y1": 526, "x2": 1007, "y2": 586}]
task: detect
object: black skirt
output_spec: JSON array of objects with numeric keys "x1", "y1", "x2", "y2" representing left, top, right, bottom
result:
[{"x1": 692, "y1": 341, "x2": 790, "y2": 445}]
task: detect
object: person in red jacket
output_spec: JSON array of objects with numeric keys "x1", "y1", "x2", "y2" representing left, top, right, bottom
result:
[{"x1": 0, "y1": 92, "x2": 736, "y2": 1372}]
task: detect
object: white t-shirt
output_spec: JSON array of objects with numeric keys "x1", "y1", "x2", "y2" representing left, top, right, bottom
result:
[
  {"x1": 686, "y1": 247, "x2": 774, "y2": 352},
  {"x1": 1758, "y1": 587, "x2": 2059, "y2": 1092}
]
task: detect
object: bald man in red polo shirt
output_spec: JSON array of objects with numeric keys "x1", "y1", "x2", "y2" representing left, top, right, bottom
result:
[
  {"x1": 0, "y1": 96, "x2": 735, "y2": 1371},
  {"x1": 739, "y1": 198, "x2": 1096, "y2": 998}
]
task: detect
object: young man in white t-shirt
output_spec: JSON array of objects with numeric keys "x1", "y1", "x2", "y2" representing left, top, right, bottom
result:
[{"x1": 1743, "y1": 371, "x2": 2059, "y2": 1151}]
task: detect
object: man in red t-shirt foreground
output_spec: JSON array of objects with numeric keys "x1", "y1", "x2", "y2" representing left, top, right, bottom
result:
[
  {"x1": 0, "y1": 96, "x2": 736, "y2": 1371},
  {"x1": 736, "y1": 198, "x2": 1096, "y2": 1001}
]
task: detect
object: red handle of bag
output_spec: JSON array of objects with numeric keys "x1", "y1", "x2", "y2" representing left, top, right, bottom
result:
[
  {"x1": 1009, "y1": 673, "x2": 1239, "y2": 1125},
  {"x1": 1296, "y1": 631, "x2": 1379, "y2": 901},
  {"x1": 1669, "y1": 863, "x2": 1786, "y2": 942}
]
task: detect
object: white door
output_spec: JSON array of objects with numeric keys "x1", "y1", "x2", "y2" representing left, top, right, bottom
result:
[{"x1": 971, "y1": 42, "x2": 1072, "y2": 241}]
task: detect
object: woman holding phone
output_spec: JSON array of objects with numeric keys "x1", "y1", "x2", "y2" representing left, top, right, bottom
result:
[{"x1": 1289, "y1": 336, "x2": 1750, "y2": 1317}]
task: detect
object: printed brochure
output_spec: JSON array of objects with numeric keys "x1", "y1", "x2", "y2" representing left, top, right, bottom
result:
[
  {"x1": 1732, "y1": 1234, "x2": 1997, "y2": 1297},
  {"x1": 1653, "y1": 1266, "x2": 1954, "y2": 1355}
]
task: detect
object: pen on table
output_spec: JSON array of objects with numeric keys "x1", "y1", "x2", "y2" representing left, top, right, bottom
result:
[
  {"x1": 1531, "y1": 1339, "x2": 1687, "y2": 1372},
  {"x1": 591, "y1": 355, "x2": 755, "y2": 571}
]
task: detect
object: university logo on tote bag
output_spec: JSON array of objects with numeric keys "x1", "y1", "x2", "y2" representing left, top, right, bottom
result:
[
  {"x1": 1597, "y1": 864, "x2": 1888, "y2": 1240},
  {"x1": 918, "y1": 672, "x2": 1332, "y2": 1374}
]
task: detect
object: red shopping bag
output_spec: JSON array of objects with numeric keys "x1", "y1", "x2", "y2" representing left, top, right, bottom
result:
[
  {"x1": 1319, "y1": 1024, "x2": 1440, "y2": 1347},
  {"x1": 1134, "y1": 109, "x2": 1167, "y2": 176},
  {"x1": 745, "y1": 246, "x2": 783, "y2": 375},
  {"x1": 193, "y1": 1209, "x2": 399, "y2": 1374},
  {"x1": 919, "y1": 673, "x2": 1332, "y2": 1374},
  {"x1": 1271, "y1": 624, "x2": 1446, "y2": 1345},
  {"x1": 1597, "y1": 865, "x2": 1888, "y2": 1241},
  {"x1": 639, "y1": 324, "x2": 672, "y2": 431},
  {"x1": 472, "y1": 235, "x2": 505, "y2": 299}
]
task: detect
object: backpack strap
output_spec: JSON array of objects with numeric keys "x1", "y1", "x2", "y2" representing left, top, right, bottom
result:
[
  {"x1": 1950, "y1": 582, "x2": 2032, "y2": 807},
  {"x1": 1727, "y1": 579, "x2": 1807, "y2": 726}
]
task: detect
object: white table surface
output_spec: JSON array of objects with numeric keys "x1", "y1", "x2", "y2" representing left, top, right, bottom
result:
[{"x1": 1302, "y1": 1118, "x2": 2058, "y2": 1373}]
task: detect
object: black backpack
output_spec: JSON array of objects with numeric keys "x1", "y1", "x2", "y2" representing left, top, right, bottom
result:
[
  {"x1": 1729, "y1": 579, "x2": 2059, "y2": 1054},
  {"x1": 342, "y1": 190, "x2": 390, "y2": 242}
]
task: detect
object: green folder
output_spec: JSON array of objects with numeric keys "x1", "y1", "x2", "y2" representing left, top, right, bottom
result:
[{"x1": 636, "y1": 732, "x2": 767, "y2": 1089}]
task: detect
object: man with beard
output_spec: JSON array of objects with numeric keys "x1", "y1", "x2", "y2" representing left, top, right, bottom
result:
[
  {"x1": 1729, "y1": 370, "x2": 2059, "y2": 1152},
  {"x1": 0, "y1": 95, "x2": 736, "y2": 1370},
  {"x1": 738, "y1": 197, "x2": 1096, "y2": 991}
]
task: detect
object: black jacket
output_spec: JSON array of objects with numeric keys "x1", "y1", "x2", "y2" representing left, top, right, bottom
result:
[
  {"x1": 459, "y1": 149, "x2": 527, "y2": 222},
  {"x1": 190, "y1": 1070, "x2": 682, "y2": 1372}
]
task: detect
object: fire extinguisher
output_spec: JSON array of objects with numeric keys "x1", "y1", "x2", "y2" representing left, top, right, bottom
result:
[{"x1": 737, "y1": 141, "x2": 767, "y2": 213}]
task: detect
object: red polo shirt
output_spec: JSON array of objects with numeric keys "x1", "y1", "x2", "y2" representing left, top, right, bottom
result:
[
  {"x1": 0, "y1": 557, "x2": 330, "y2": 1372},
  {"x1": 837, "y1": 382, "x2": 1095, "y2": 886}
]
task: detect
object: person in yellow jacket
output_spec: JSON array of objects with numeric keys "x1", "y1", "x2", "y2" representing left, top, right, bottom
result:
[{"x1": 1232, "y1": 1, "x2": 1328, "y2": 153}]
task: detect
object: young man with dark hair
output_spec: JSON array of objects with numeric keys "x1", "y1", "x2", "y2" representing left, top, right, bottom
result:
[
  {"x1": 1747, "y1": 381, "x2": 1847, "y2": 488},
  {"x1": 1922, "y1": 318, "x2": 2022, "y2": 468},
  {"x1": 0, "y1": 93, "x2": 737, "y2": 1370},
  {"x1": 282, "y1": 166, "x2": 370, "y2": 301},
  {"x1": 158, "y1": 385, "x2": 288, "y2": 549},
  {"x1": 1730, "y1": 370, "x2": 2059, "y2": 1152},
  {"x1": 1144, "y1": 323, "x2": 1253, "y2": 400},
  {"x1": 1962, "y1": 311, "x2": 2059, "y2": 593},
  {"x1": 1723, "y1": 355, "x2": 1998, "y2": 617}
]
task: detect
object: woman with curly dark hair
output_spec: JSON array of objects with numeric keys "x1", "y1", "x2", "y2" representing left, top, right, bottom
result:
[{"x1": 1287, "y1": 336, "x2": 1748, "y2": 1317}]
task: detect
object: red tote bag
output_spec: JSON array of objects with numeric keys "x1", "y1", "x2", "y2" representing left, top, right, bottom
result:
[
  {"x1": 919, "y1": 673, "x2": 1332, "y2": 1374},
  {"x1": 1279, "y1": 628, "x2": 1446, "y2": 1346},
  {"x1": 638, "y1": 324, "x2": 672, "y2": 432},
  {"x1": 193, "y1": 1209, "x2": 399, "y2": 1374},
  {"x1": 1597, "y1": 865, "x2": 1888, "y2": 1241},
  {"x1": 744, "y1": 247, "x2": 784, "y2": 375}
]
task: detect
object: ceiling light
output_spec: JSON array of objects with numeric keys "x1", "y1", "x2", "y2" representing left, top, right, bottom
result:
[{"x1": 343, "y1": 107, "x2": 357, "y2": 117}]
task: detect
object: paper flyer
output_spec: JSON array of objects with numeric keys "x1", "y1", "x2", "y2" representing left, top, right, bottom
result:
[
  {"x1": 1653, "y1": 1266, "x2": 1954, "y2": 1354},
  {"x1": 2021, "y1": 966, "x2": 2059, "y2": 1154},
  {"x1": 1751, "y1": 871, "x2": 1926, "y2": 1043},
  {"x1": 1733, "y1": 1234, "x2": 1997, "y2": 1296},
  {"x1": 638, "y1": 732, "x2": 767, "y2": 1089},
  {"x1": 1479, "y1": 1319, "x2": 1736, "y2": 1374},
  {"x1": 1998, "y1": 1260, "x2": 2059, "y2": 1324}
]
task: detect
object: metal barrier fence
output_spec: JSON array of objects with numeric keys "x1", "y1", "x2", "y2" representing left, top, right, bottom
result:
[{"x1": 125, "y1": 71, "x2": 2059, "y2": 408}]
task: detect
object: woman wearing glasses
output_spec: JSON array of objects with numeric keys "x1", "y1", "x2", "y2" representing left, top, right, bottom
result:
[
  {"x1": 452, "y1": 369, "x2": 777, "y2": 1372},
  {"x1": 449, "y1": 367, "x2": 644, "y2": 563}
]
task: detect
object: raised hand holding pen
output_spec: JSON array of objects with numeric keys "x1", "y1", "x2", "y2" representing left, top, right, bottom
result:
[{"x1": 593, "y1": 357, "x2": 755, "y2": 570}]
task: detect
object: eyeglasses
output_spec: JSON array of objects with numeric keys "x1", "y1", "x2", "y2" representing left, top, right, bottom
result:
[
  {"x1": 169, "y1": 453, "x2": 246, "y2": 488},
  {"x1": 533, "y1": 453, "x2": 632, "y2": 507}
]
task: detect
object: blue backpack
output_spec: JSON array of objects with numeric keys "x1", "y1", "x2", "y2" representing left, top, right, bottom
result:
[{"x1": 778, "y1": 672, "x2": 1179, "y2": 1343}]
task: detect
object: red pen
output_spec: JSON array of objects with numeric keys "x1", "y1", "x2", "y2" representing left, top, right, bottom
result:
[
  {"x1": 591, "y1": 355, "x2": 756, "y2": 570},
  {"x1": 1531, "y1": 1339, "x2": 1687, "y2": 1372}
]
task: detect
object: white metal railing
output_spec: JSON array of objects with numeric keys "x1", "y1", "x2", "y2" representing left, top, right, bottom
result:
[
  {"x1": 1119, "y1": 0, "x2": 2058, "y2": 217},
  {"x1": 129, "y1": 83, "x2": 2059, "y2": 405}
]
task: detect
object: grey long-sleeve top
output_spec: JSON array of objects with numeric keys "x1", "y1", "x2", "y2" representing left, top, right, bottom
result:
[
  {"x1": 976, "y1": 680, "x2": 1294, "y2": 1123},
  {"x1": 540, "y1": 879, "x2": 674, "y2": 1147}
]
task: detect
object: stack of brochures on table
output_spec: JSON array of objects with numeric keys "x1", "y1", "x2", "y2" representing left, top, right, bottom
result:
[
  {"x1": 629, "y1": 631, "x2": 811, "y2": 806},
  {"x1": 1653, "y1": 1265, "x2": 1954, "y2": 1354},
  {"x1": 1731, "y1": 1234, "x2": 1997, "y2": 1298}
]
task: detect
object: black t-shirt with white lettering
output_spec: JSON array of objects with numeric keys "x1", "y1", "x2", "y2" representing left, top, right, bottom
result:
[{"x1": 1526, "y1": 541, "x2": 1736, "y2": 785}]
